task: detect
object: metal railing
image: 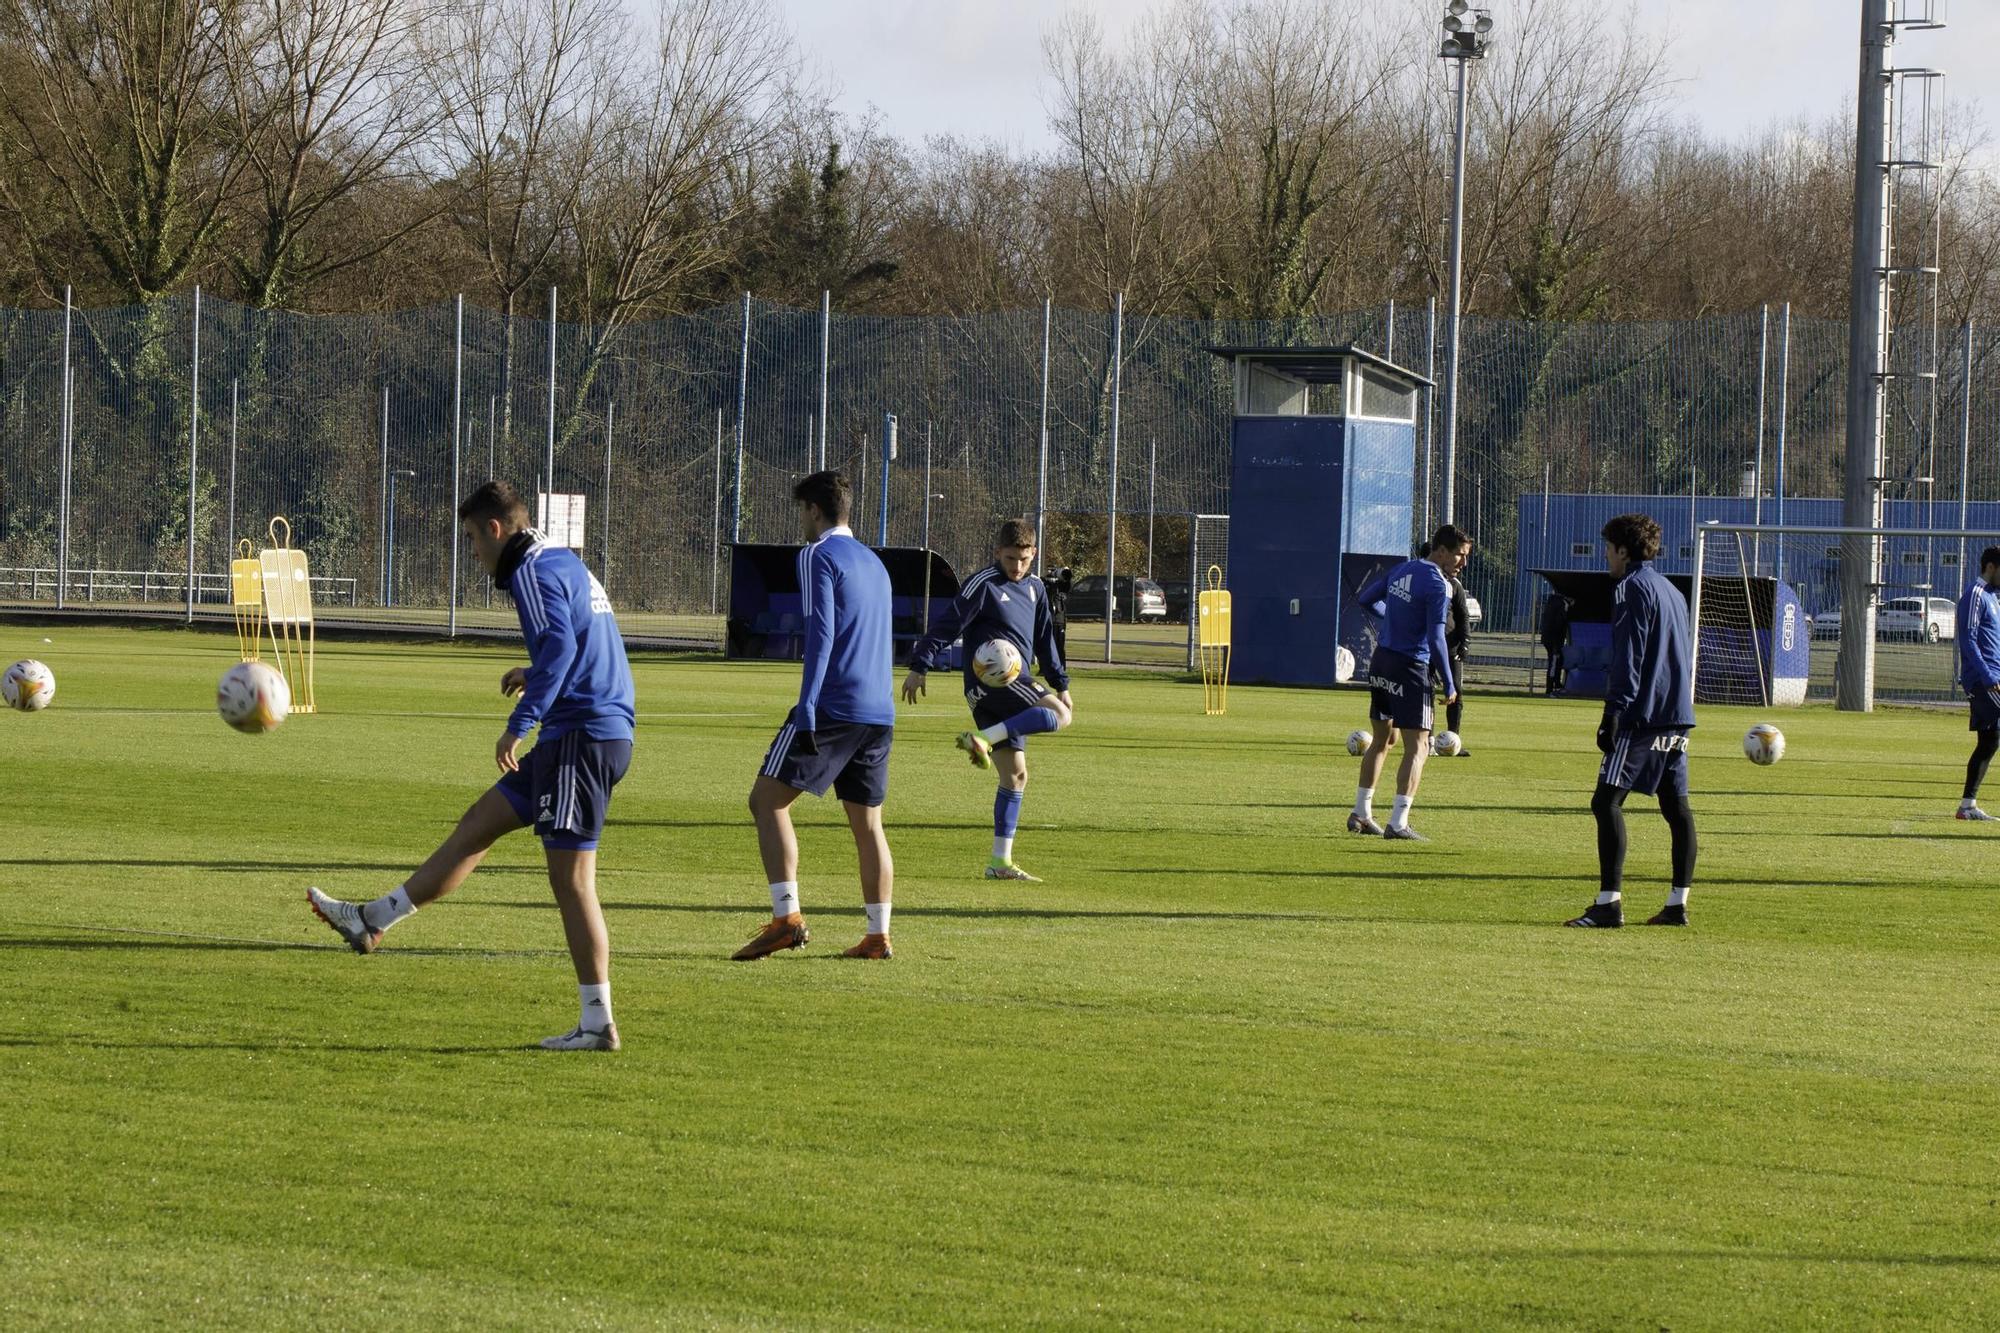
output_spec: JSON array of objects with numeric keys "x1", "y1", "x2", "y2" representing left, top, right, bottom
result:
[{"x1": 0, "y1": 567, "x2": 360, "y2": 608}]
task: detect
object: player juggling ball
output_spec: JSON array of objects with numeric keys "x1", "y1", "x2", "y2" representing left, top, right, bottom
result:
[
  {"x1": 735, "y1": 471, "x2": 900, "y2": 961},
  {"x1": 904, "y1": 518, "x2": 1074, "y2": 883},
  {"x1": 1351, "y1": 525, "x2": 1471, "y2": 841},
  {"x1": 1567, "y1": 512, "x2": 1697, "y2": 929},
  {"x1": 1954, "y1": 545, "x2": 2000, "y2": 822},
  {"x1": 308, "y1": 481, "x2": 637, "y2": 1050}
]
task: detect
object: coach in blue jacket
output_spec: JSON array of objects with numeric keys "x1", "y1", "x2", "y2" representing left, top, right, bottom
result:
[
  {"x1": 1566, "y1": 513, "x2": 1698, "y2": 929},
  {"x1": 1954, "y1": 546, "x2": 2000, "y2": 821}
]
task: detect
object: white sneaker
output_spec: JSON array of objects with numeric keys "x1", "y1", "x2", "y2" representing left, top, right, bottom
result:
[
  {"x1": 306, "y1": 887, "x2": 381, "y2": 955},
  {"x1": 539, "y1": 1024, "x2": 620, "y2": 1052},
  {"x1": 984, "y1": 859, "x2": 1042, "y2": 882},
  {"x1": 1957, "y1": 806, "x2": 1999, "y2": 822}
]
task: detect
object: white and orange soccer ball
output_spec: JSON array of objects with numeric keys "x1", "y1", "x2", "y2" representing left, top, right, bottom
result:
[
  {"x1": 973, "y1": 638, "x2": 1023, "y2": 689},
  {"x1": 1345, "y1": 728, "x2": 1370, "y2": 756},
  {"x1": 2, "y1": 659, "x2": 55, "y2": 711},
  {"x1": 217, "y1": 661, "x2": 291, "y2": 734},
  {"x1": 1432, "y1": 730, "x2": 1463, "y2": 757},
  {"x1": 1743, "y1": 723, "x2": 1785, "y2": 766}
]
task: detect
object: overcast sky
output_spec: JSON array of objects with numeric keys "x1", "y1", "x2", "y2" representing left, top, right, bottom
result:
[{"x1": 762, "y1": 0, "x2": 1993, "y2": 156}]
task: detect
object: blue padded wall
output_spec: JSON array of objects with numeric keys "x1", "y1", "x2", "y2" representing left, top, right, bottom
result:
[{"x1": 1227, "y1": 416, "x2": 1347, "y2": 686}]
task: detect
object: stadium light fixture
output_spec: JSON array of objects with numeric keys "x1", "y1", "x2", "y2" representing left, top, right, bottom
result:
[{"x1": 1439, "y1": 2, "x2": 1492, "y2": 60}]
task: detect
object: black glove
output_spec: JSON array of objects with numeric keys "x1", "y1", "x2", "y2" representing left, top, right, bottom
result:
[{"x1": 1596, "y1": 716, "x2": 1618, "y2": 755}]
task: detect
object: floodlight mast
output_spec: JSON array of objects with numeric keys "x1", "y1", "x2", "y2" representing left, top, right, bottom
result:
[{"x1": 1436, "y1": 3, "x2": 1491, "y2": 528}]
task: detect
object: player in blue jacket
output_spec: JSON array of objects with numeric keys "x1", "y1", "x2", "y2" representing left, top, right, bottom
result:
[
  {"x1": 1567, "y1": 513, "x2": 1697, "y2": 929},
  {"x1": 904, "y1": 518, "x2": 1074, "y2": 882},
  {"x1": 1351, "y1": 525, "x2": 1470, "y2": 841},
  {"x1": 736, "y1": 471, "x2": 900, "y2": 961},
  {"x1": 308, "y1": 481, "x2": 637, "y2": 1050},
  {"x1": 1953, "y1": 546, "x2": 2000, "y2": 821}
]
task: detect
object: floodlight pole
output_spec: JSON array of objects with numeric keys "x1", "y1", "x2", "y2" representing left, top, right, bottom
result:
[
  {"x1": 1036, "y1": 297, "x2": 1051, "y2": 573},
  {"x1": 450, "y1": 294, "x2": 464, "y2": 637},
  {"x1": 1774, "y1": 302, "x2": 1792, "y2": 582},
  {"x1": 545, "y1": 285, "x2": 557, "y2": 496},
  {"x1": 1439, "y1": 43, "x2": 1475, "y2": 527},
  {"x1": 1959, "y1": 321, "x2": 1974, "y2": 591},
  {"x1": 1103, "y1": 292, "x2": 1124, "y2": 663},
  {"x1": 732, "y1": 291, "x2": 749, "y2": 544},
  {"x1": 818, "y1": 289, "x2": 831, "y2": 470},
  {"x1": 1838, "y1": 0, "x2": 1893, "y2": 712}
]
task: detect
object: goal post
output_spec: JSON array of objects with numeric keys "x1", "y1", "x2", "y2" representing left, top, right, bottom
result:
[{"x1": 1693, "y1": 523, "x2": 1993, "y2": 709}]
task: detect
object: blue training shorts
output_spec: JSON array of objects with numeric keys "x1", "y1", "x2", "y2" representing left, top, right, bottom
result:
[
  {"x1": 1599, "y1": 727, "x2": 1690, "y2": 798},
  {"x1": 1367, "y1": 648, "x2": 1435, "y2": 733},
  {"x1": 760, "y1": 715, "x2": 894, "y2": 807},
  {"x1": 496, "y1": 733, "x2": 632, "y2": 851},
  {"x1": 967, "y1": 678, "x2": 1053, "y2": 752}
]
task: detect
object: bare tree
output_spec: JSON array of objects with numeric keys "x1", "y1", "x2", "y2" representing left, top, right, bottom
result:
[
  {"x1": 0, "y1": 0, "x2": 258, "y2": 302},
  {"x1": 427, "y1": 0, "x2": 623, "y2": 442},
  {"x1": 225, "y1": 0, "x2": 442, "y2": 308}
]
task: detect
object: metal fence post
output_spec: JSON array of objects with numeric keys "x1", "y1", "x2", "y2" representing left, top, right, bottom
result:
[
  {"x1": 1103, "y1": 291, "x2": 1123, "y2": 663},
  {"x1": 485, "y1": 393, "x2": 496, "y2": 608},
  {"x1": 227, "y1": 379, "x2": 239, "y2": 556},
  {"x1": 1774, "y1": 302, "x2": 1791, "y2": 583},
  {"x1": 818, "y1": 289, "x2": 831, "y2": 471},
  {"x1": 710, "y1": 409, "x2": 724, "y2": 614},
  {"x1": 733, "y1": 292, "x2": 749, "y2": 544},
  {"x1": 380, "y1": 385, "x2": 390, "y2": 603},
  {"x1": 185, "y1": 285, "x2": 201, "y2": 623},
  {"x1": 1145, "y1": 438, "x2": 1156, "y2": 580},
  {"x1": 600, "y1": 398, "x2": 614, "y2": 580},
  {"x1": 1959, "y1": 321, "x2": 1974, "y2": 589},
  {"x1": 1422, "y1": 296, "x2": 1437, "y2": 540},
  {"x1": 545, "y1": 285, "x2": 558, "y2": 494},
  {"x1": 1753, "y1": 305, "x2": 1768, "y2": 572},
  {"x1": 57, "y1": 284, "x2": 72, "y2": 610},
  {"x1": 1036, "y1": 297, "x2": 1051, "y2": 573},
  {"x1": 450, "y1": 294, "x2": 464, "y2": 636},
  {"x1": 878, "y1": 412, "x2": 895, "y2": 545}
]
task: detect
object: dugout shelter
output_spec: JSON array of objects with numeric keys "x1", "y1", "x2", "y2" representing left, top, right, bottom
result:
[
  {"x1": 726, "y1": 544, "x2": 960, "y2": 665},
  {"x1": 1207, "y1": 344, "x2": 1432, "y2": 687}
]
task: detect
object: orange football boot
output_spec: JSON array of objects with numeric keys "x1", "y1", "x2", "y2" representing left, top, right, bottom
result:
[
  {"x1": 731, "y1": 913, "x2": 810, "y2": 961},
  {"x1": 842, "y1": 933, "x2": 893, "y2": 960}
]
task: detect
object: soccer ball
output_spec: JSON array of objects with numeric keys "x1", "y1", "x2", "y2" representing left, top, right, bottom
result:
[
  {"x1": 973, "y1": 638, "x2": 1023, "y2": 689},
  {"x1": 2, "y1": 659, "x2": 55, "y2": 711},
  {"x1": 1432, "y1": 730, "x2": 1462, "y2": 757},
  {"x1": 217, "y1": 661, "x2": 291, "y2": 734},
  {"x1": 1345, "y1": 728, "x2": 1370, "y2": 756},
  {"x1": 1743, "y1": 723, "x2": 1785, "y2": 765}
]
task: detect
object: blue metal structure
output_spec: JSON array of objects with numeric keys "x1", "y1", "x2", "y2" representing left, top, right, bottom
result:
[{"x1": 1210, "y1": 345, "x2": 1433, "y2": 687}]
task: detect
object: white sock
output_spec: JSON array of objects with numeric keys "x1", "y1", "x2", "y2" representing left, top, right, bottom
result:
[
  {"x1": 770, "y1": 881, "x2": 799, "y2": 917},
  {"x1": 865, "y1": 901, "x2": 891, "y2": 935},
  {"x1": 361, "y1": 885, "x2": 416, "y2": 934},
  {"x1": 993, "y1": 835, "x2": 1014, "y2": 862},
  {"x1": 579, "y1": 982, "x2": 612, "y2": 1031},
  {"x1": 1353, "y1": 786, "x2": 1374, "y2": 819},
  {"x1": 1596, "y1": 890, "x2": 1622, "y2": 906},
  {"x1": 1962, "y1": 797, "x2": 1978, "y2": 811},
  {"x1": 1667, "y1": 886, "x2": 1690, "y2": 907},
  {"x1": 1389, "y1": 795, "x2": 1413, "y2": 830},
  {"x1": 979, "y1": 722, "x2": 1010, "y2": 744}
]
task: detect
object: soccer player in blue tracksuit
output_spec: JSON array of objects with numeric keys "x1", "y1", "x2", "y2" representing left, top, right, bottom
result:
[
  {"x1": 308, "y1": 480, "x2": 638, "y2": 1049},
  {"x1": 735, "y1": 471, "x2": 900, "y2": 961},
  {"x1": 1567, "y1": 513, "x2": 1697, "y2": 928},
  {"x1": 1351, "y1": 525, "x2": 1470, "y2": 841},
  {"x1": 903, "y1": 518, "x2": 1074, "y2": 882},
  {"x1": 1953, "y1": 545, "x2": 2000, "y2": 822}
]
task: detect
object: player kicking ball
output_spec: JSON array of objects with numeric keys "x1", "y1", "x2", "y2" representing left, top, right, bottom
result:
[
  {"x1": 306, "y1": 481, "x2": 637, "y2": 1049},
  {"x1": 1953, "y1": 546, "x2": 2000, "y2": 821},
  {"x1": 1567, "y1": 513, "x2": 1697, "y2": 928},
  {"x1": 1350, "y1": 525, "x2": 1470, "y2": 841},
  {"x1": 735, "y1": 472, "x2": 899, "y2": 961},
  {"x1": 903, "y1": 518, "x2": 1072, "y2": 882}
]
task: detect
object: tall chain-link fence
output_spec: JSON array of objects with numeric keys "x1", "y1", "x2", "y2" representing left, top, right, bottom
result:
[{"x1": 3, "y1": 294, "x2": 1998, "y2": 670}]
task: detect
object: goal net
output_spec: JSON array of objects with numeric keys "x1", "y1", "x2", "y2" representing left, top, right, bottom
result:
[
  {"x1": 1693, "y1": 523, "x2": 1987, "y2": 708},
  {"x1": 1186, "y1": 513, "x2": 1229, "y2": 670}
]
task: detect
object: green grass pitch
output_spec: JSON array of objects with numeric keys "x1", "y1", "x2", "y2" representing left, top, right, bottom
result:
[{"x1": 4, "y1": 622, "x2": 1999, "y2": 1329}]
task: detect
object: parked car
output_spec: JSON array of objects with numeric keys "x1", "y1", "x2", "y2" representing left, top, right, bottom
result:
[
  {"x1": 1159, "y1": 581, "x2": 1192, "y2": 623},
  {"x1": 1069, "y1": 575, "x2": 1168, "y2": 623},
  {"x1": 1464, "y1": 594, "x2": 1484, "y2": 627},
  {"x1": 1811, "y1": 596, "x2": 1953, "y2": 643},
  {"x1": 1878, "y1": 595, "x2": 1956, "y2": 642}
]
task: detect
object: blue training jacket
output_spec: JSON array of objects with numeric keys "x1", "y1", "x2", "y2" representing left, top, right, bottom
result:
[
  {"x1": 1606, "y1": 560, "x2": 1695, "y2": 730},
  {"x1": 909, "y1": 563, "x2": 1069, "y2": 693},
  {"x1": 1958, "y1": 578, "x2": 2000, "y2": 692},
  {"x1": 505, "y1": 537, "x2": 636, "y2": 742},
  {"x1": 795, "y1": 526, "x2": 895, "y2": 732},
  {"x1": 1356, "y1": 557, "x2": 1456, "y2": 698}
]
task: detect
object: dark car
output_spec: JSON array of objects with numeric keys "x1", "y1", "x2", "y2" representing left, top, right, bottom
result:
[
  {"x1": 1069, "y1": 575, "x2": 1168, "y2": 623},
  {"x1": 1158, "y1": 581, "x2": 1192, "y2": 623}
]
